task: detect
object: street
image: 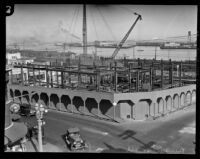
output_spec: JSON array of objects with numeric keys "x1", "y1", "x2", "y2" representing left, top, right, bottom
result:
[{"x1": 20, "y1": 104, "x2": 196, "y2": 153}]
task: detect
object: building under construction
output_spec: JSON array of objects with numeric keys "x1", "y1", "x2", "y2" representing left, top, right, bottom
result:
[
  {"x1": 7, "y1": 5, "x2": 196, "y2": 121},
  {"x1": 7, "y1": 57, "x2": 196, "y2": 121}
]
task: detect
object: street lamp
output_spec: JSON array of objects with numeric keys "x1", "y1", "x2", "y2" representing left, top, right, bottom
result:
[
  {"x1": 35, "y1": 103, "x2": 48, "y2": 152},
  {"x1": 113, "y1": 102, "x2": 117, "y2": 121}
]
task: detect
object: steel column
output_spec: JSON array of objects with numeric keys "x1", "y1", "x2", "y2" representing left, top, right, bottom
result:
[
  {"x1": 129, "y1": 64, "x2": 131, "y2": 92},
  {"x1": 46, "y1": 66, "x2": 49, "y2": 88},
  {"x1": 21, "y1": 64, "x2": 24, "y2": 86},
  {"x1": 171, "y1": 62, "x2": 174, "y2": 87},
  {"x1": 27, "y1": 66, "x2": 29, "y2": 85},
  {"x1": 61, "y1": 71, "x2": 64, "y2": 88},
  {"x1": 56, "y1": 71, "x2": 59, "y2": 87},
  {"x1": 179, "y1": 61, "x2": 182, "y2": 87},
  {"x1": 38, "y1": 66, "x2": 41, "y2": 86},
  {"x1": 33, "y1": 65, "x2": 35, "y2": 86},
  {"x1": 161, "y1": 60, "x2": 164, "y2": 89},
  {"x1": 150, "y1": 68, "x2": 153, "y2": 91},
  {"x1": 114, "y1": 62, "x2": 117, "y2": 92},
  {"x1": 136, "y1": 71, "x2": 139, "y2": 92}
]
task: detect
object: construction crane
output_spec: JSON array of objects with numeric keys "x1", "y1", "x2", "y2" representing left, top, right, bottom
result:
[{"x1": 111, "y1": 12, "x2": 142, "y2": 59}]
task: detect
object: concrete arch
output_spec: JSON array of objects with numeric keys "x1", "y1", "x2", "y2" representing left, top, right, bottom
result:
[
  {"x1": 22, "y1": 90, "x2": 30, "y2": 104},
  {"x1": 154, "y1": 103, "x2": 159, "y2": 117},
  {"x1": 72, "y1": 96, "x2": 84, "y2": 113},
  {"x1": 85, "y1": 98, "x2": 98, "y2": 116},
  {"x1": 185, "y1": 91, "x2": 192, "y2": 106},
  {"x1": 10, "y1": 89, "x2": 14, "y2": 99},
  {"x1": 117, "y1": 100, "x2": 134, "y2": 120},
  {"x1": 157, "y1": 97, "x2": 164, "y2": 115},
  {"x1": 180, "y1": 92, "x2": 185, "y2": 108},
  {"x1": 50, "y1": 94, "x2": 59, "y2": 110},
  {"x1": 99, "y1": 99, "x2": 113, "y2": 118},
  {"x1": 165, "y1": 95, "x2": 172, "y2": 112},
  {"x1": 192, "y1": 90, "x2": 196, "y2": 104},
  {"x1": 14, "y1": 89, "x2": 21, "y2": 104},
  {"x1": 135, "y1": 99, "x2": 151, "y2": 120},
  {"x1": 173, "y1": 94, "x2": 179, "y2": 110},
  {"x1": 61, "y1": 95, "x2": 71, "y2": 112},
  {"x1": 31, "y1": 93, "x2": 39, "y2": 105},
  {"x1": 40, "y1": 92, "x2": 49, "y2": 108},
  {"x1": 149, "y1": 102, "x2": 155, "y2": 117}
]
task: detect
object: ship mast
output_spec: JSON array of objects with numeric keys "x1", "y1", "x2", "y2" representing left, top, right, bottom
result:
[{"x1": 83, "y1": 4, "x2": 87, "y2": 55}]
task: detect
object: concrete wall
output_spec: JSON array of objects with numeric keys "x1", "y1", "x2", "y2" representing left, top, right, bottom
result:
[
  {"x1": 8, "y1": 84, "x2": 114, "y2": 121},
  {"x1": 114, "y1": 84, "x2": 196, "y2": 120},
  {"x1": 8, "y1": 84, "x2": 196, "y2": 121}
]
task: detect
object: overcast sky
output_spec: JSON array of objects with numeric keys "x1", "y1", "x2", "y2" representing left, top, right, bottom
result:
[{"x1": 6, "y1": 4, "x2": 197, "y2": 44}]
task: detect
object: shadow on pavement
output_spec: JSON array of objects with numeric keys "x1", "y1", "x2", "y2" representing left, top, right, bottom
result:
[
  {"x1": 118, "y1": 130, "x2": 167, "y2": 154},
  {"x1": 29, "y1": 138, "x2": 38, "y2": 152},
  {"x1": 101, "y1": 142, "x2": 132, "y2": 153}
]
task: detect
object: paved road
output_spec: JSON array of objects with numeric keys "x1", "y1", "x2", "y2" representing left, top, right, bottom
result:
[{"x1": 20, "y1": 105, "x2": 195, "y2": 153}]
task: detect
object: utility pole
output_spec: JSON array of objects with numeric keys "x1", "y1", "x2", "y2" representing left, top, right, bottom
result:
[{"x1": 35, "y1": 103, "x2": 48, "y2": 152}]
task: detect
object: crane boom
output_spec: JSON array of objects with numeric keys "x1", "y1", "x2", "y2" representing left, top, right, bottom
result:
[{"x1": 111, "y1": 13, "x2": 142, "y2": 59}]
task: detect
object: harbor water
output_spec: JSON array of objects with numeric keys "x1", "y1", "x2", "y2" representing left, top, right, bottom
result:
[
  {"x1": 25, "y1": 45, "x2": 197, "y2": 61},
  {"x1": 60, "y1": 46, "x2": 196, "y2": 61}
]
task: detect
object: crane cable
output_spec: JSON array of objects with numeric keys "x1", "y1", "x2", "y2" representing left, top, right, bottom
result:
[
  {"x1": 97, "y1": 6, "x2": 117, "y2": 42},
  {"x1": 66, "y1": 6, "x2": 79, "y2": 50},
  {"x1": 70, "y1": 6, "x2": 80, "y2": 44},
  {"x1": 90, "y1": 6, "x2": 99, "y2": 41}
]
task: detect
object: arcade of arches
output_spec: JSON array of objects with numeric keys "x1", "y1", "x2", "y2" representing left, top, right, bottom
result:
[{"x1": 8, "y1": 84, "x2": 196, "y2": 121}]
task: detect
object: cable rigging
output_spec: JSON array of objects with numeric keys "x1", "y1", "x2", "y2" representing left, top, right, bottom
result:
[
  {"x1": 90, "y1": 6, "x2": 99, "y2": 41},
  {"x1": 64, "y1": 6, "x2": 79, "y2": 51},
  {"x1": 97, "y1": 6, "x2": 117, "y2": 42}
]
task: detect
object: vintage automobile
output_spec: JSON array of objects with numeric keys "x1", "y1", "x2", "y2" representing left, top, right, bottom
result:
[
  {"x1": 19, "y1": 103, "x2": 36, "y2": 116},
  {"x1": 65, "y1": 127, "x2": 87, "y2": 151}
]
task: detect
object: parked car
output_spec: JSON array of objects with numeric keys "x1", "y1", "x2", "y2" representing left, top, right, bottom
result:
[
  {"x1": 20, "y1": 103, "x2": 36, "y2": 116},
  {"x1": 65, "y1": 127, "x2": 87, "y2": 151}
]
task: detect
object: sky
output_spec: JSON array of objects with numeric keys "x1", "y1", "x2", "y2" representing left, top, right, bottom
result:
[{"x1": 6, "y1": 4, "x2": 197, "y2": 45}]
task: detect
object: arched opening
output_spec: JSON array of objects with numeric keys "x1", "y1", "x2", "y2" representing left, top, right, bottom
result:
[
  {"x1": 185, "y1": 91, "x2": 192, "y2": 106},
  {"x1": 99, "y1": 99, "x2": 113, "y2": 119},
  {"x1": 173, "y1": 94, "x2": 179, "y2": 110},
  {"x1": 135, "y1": 99, "x2": 151, "y2": 120},
  {"x1": 117, "y1": 100, "x2": 134, "y2": 120},
  {"x1": 180, "y1": 93, "x2": 185, "y2": 108},
  {"x1": 40, "y1": 92, "x2": 49, "y2": 108},
  {"x1": 192, "y1": 90, "x2": 196, "y2": 104},
  {"x1": 85, "y1": 98, "x2": 98, "y2": 116},
  {"x1": 61, "y1": 95, "x2": 71, "y2": 112},
  {"x1": 9, "y1": 89, "x2": 14, "y2": 99},
  {"x1": 165, "y1": 95, "x2": 172, "y2": 112},
  {"x1": 31, "y1": 93, "x2": 39, "y2": 105},
  {"x1": 72, "y1": 96, "x2": 84, "y2": 113},
  {"x1": 14, "y1": 90, "x2": 21, "y2": 104},
  {"x1": 22, "y1": 91, "x2": 30, "y2": 104},
  {"x1": 50, "y1": 94, "x2": 59, "y2": 110},
  {"x1": 157, "y1": 97, "x2": 164, "y2": 115}
]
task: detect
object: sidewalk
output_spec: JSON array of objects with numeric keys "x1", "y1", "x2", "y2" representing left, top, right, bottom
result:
[{"x1": 24, "y1": 137, "x2": 64, "y2": 152}]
